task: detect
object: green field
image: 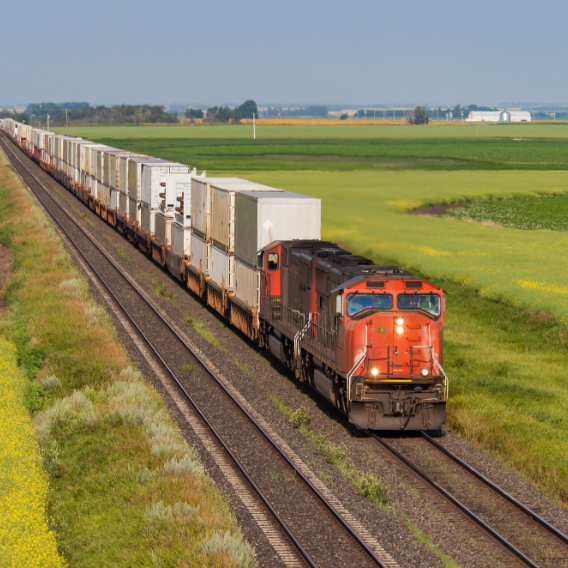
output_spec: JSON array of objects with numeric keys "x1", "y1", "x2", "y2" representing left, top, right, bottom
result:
[
  {"x1": 55, "y1": 122, "x2": 568, "y2": 140},
  {"x1": 444, "y1": 195, "x2": 568, "y2": 230},
  {"x1": 81, "y1": 137, "x2": 568, "y2": 173},
  {"x1": 51, "y1": 124, "x2": 568, "y2": 504}
]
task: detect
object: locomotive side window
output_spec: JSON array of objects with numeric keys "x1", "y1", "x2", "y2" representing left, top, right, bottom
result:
[
  {"x1": 267, "y1": 253, "x2": 279, "y2": 270},
  {"x1": 397, "y1": 294, "x2": 441, "y2": 317},
  {"x1": 347, "y1": 293, "x2": 393, "y2": 316}
]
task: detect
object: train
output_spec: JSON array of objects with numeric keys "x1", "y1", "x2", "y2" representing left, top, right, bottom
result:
[{"x1": 0, "y1": 117, "x2": 448, "y2": 431}]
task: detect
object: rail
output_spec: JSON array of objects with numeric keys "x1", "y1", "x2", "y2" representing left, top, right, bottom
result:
[
  {"x1": 421, "y1": 432, "x2": 568, "y2": 547},
  {"x1": 370, "y1": 431, "x2": 549, "y2": 568},
  {"x1": 1, "y1": 135, "x2": 391, "y2": 568}
]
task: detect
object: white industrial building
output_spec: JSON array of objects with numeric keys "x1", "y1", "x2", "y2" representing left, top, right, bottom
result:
[{"x1": 466, "y1": 110, "x2": 532, "y2": 122}]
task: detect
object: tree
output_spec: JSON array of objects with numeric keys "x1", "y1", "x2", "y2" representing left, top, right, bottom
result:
[
  {"x1": 407, "y1": 106, "x2": 429, "y2": 125},
  {"x1": 340, "y1": 113, "x2": 348, "y2": 120},
  {"x1": 235, "y1": 100, "x2": 257, "y2": 119},
  {"x1": 206, "y1": 106, "x2": 237, "y2": 123},
  {"x1": 185, "y1": 108, "x2": 204, "y2": 119}
]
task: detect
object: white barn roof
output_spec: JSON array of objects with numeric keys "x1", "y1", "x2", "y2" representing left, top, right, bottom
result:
[{"x1": 467, "y1": 110, "x2": 531, "y2": 122}]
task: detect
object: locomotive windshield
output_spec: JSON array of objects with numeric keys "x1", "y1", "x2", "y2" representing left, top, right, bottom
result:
[
  {"x1": 397, "y1": 293, "x2": 441, "y2": 317},
  {"x1": 347, "y1": 293, "x2": 393, "y2": 316}
]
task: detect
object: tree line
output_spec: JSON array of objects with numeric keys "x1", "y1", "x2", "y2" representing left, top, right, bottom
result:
[
  {"x1": 0, "y1": 103, "x2": 178, "y2": 126},
  {"x1": 185, "y1": 100, "x2": 259, "y2": 123}
]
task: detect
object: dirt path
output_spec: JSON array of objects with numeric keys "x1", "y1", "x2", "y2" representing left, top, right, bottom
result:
[{"x1": 409, "y1": 203, "x2": 463, "y2": 215}]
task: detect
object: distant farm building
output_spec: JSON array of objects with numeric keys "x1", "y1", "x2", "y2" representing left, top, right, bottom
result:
[{"x1": 466, "y1": 110, "x2": 531, "y2": 122}]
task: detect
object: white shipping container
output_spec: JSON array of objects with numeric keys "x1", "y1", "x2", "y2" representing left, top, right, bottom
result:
[
  {"x1": 119, "y1": 193, "x2": 129, "y2": 216},
  {"x1": 190, "y1": 177, "x2": 246, "y2": 239},
  {"x1": 171, "y1": 222, "x2": 191, "y2": 257},
  {"x1": 128, "y1": 158, "x2": 166, "y2": 202},
  {"x1": 119, "y1": 153, "x2": 146, "y2": 195},
  {"x1": 141, "y1": 162, "x2": 189, "y2": 209},
  {"x1": 103, "y1": 150, "x2": 130, "y2": 189},
  {"x1": 129, "y1": 197, "x2": 141, "y2": 224},
  {"x1": 165, "y1": 172, "x2": 193, "y2": 219},
  {"x1": 209, "y1": 247, "x2": 235, "y2": 291},
  {"x1": 140, "y1": 203, "x2": 160, "y2": 235},
  {"x1": 210, "y1": 182, "x2": 283, "y2": 253},
  {"x1": 110, "y1": 189, "x2": 120, "y2": 210},
  {"x1": 234, "y1": 191, "x2": 321, "y2": 266},
  {"x1": 234, "y1": 259, "x2": 260, "y2": 309},
  {"x1": 99, "y1": 183, "x2": 111, "y2": 205},
  {"x1": 190, "y1": 234, "x2": 208, "y2": 274},
  {"x1": 154, "y1": 211, "x2": 173, "y2": 245}
]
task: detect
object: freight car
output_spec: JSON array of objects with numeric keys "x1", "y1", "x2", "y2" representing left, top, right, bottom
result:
[{"x1": 0, "y1": 118, "x2": 448, "y2": 431}]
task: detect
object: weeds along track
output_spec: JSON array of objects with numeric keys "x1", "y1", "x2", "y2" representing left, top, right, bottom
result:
[
  {"x1": 0, "y1": 135, "x2": 396, "y2": 568},
  {"x1": 370, "y1": 432, "x2": 568, "y2": 568}
]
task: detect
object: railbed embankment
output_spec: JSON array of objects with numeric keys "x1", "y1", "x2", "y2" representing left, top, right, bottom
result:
[{"x1": 0, "y1": 149, "x2": 256, "y2": 568}]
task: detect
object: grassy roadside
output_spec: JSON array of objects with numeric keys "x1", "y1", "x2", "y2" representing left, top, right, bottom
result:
[{"x1": 0, "y1": 153, "x2": 256, "y2": 566}]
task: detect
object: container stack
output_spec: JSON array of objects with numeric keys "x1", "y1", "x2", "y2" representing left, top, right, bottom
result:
[
  {"x1": 127, "y1": 157, "x2": 163, "y2": 226},
  {"x1": 233, "y1": 191, "x2": 321, "y2": 310},
  {"x1": 188, "y1": 178, "x2": 249, "y2": 278},
  {"x1": 118, "y1": 154, "x2": 145, "y2": 219},
  {"x1": 103, "y1": 150, "x2": 130, "y2": 210},
  {"x1": 140, "y1": 160, "x2": 191, "y2": 241},
  {"x1": 142, "y1": 162, "x2": 192, "y2": 246}
]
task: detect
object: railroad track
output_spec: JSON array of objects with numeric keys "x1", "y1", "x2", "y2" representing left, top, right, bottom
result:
[
  {"x1": 0, "y1": 135, "x2": 398, "y2": 568},
  {"x1": 370, "y1": 431, "x2": 568, "y2": 568}
]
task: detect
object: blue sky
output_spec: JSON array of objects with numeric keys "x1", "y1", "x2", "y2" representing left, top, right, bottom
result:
[{"x1": 3, "y1": 0, "x2": 566, "y2": 106}]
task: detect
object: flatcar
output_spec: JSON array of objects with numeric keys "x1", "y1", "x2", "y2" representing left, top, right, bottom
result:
[{"x1": 0, "y1": 118, "x2": 448, "y2": 430}]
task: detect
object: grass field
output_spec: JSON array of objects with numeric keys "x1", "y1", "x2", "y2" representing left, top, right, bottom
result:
[
  {"x1": 84, "y1": 137, "x2": 568, "y2": 173},
  {"x1": 48, "y1": 123, "x2": 568, "y2": 505},
  {"x1": 54, "y1": 122, "x2": 568, "y2": 140}
]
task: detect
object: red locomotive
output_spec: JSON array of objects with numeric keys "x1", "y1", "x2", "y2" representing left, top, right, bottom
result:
[{"x1": 258, "y1": 241, "x2": 447, "y2": 431}]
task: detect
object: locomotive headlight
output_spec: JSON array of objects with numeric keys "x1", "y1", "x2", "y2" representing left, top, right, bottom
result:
[
  {"x1": 396, "y1": 326, "x2": 404, "y2": 335},
  {"x1": 420, "y1": 368, "x2": 429, "y2": 377},
  {"x1": 396, "y1": 317, "x2": 404, "y2": 326},
  {"x1": 371, "y1": 368, "x2": 379, "y2": 377}
]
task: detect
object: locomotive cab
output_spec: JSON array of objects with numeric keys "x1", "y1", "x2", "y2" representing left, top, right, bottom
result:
[{"x1": 334, "y1": 277, "x2": 447, "y2": 430}]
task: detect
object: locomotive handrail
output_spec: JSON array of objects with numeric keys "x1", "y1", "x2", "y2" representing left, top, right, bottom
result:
[
  {"x1": 347, "y1": 326, "x2": 367, "y2": 400},
  {"x1": 427, "y1": 323, "x2": 449, "y2": 401},
  {"x1": 272, "y1": 299, "x2": 336, "y2": 365}
]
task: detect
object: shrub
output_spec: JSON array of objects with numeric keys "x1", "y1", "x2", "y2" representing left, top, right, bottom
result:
[
  {"x1": 24, "y1": 383, "x2": 46, "y2": 413},
  {"x1": 198, "y1": 530, "x2": 257, "y2": 568},
  {"x1": 290, "y1": 408, "x2": 312, "y2": 430},
  {"x1": 144, "y1": 501, "x2": 200, "y2": 522},
  {"x1": 40, "y1": 375, "x2": 61, "y2": 391}
]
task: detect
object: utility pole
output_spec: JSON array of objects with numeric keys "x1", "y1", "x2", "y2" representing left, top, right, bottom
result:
[
  {"x1": 66, "y1": 108, "x2": 68, "y2": 135},
  {"x1": 253, "y1": 112, "x2": 256, "y2": 140},
  {"x1": 477, "y1": 121, "x2": 479, "y2": 139},
  {"x1": 47, "y1": 114, "x2": 50, "y2": 131}
]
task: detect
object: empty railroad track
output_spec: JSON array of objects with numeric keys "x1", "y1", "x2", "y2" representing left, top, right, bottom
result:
[
  {"x1": 369, "y1": 431, "x2": 568, "y2": 568},
  {"x1": 0, "y1": 134, "x2": 399, "y2": 568}
]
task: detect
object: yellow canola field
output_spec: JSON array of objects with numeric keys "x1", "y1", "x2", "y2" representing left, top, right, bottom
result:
[{"x1": 0, "y1": 337, "x2": 65, "y2": 568}]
